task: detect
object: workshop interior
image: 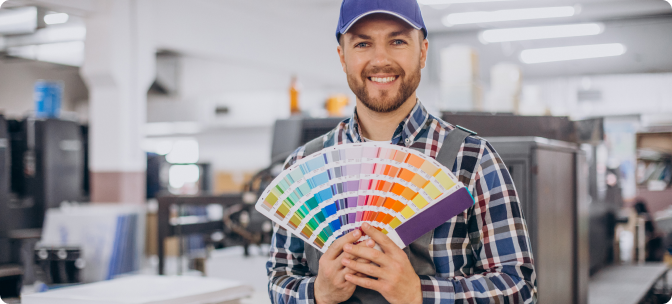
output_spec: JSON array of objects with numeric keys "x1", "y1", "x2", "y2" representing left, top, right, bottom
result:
[{"x1": 0, "y1": 0, "x2": 671, "y2": 303}]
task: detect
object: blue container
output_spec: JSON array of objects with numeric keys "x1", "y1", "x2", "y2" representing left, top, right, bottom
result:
[{"x1": 34, "y1": 81, "x2": 63, "y2": 118}]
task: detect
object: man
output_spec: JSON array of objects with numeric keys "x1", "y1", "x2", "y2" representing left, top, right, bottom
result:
[{"x1": 267, "y1": 0, "x2": 537, "y2": 303}]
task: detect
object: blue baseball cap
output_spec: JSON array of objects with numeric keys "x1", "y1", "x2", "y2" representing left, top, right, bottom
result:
[{"x1": 336, "y1": 0, "x2": 427, "y2": 42}]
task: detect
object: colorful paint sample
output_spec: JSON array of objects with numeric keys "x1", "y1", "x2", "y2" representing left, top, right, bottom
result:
[{"x1": 255, "y1": 142, "x2": 475, "y2": 252}]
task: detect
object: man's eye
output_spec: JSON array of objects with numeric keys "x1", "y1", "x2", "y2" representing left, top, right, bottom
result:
[
  {"x1": 355, "y1": 42, "x2": 368, "y2": 48},
  {"x1": 393, "y1": 40, "x2": 406, "y2": 45}
]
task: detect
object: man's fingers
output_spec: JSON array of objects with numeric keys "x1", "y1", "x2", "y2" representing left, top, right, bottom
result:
[
  {"x1": 361, "y1": 223, "x2": 401, "y2": 255},
  {"x1": 344, "y1": 273, "x2": 384, "y2": 292},
  {"x1": 343, "y1": 240, "x2": 392, "y2": 266},
  {"x1": 342, "y1": 258, "x2": 384, "y2": 278},
  {"x1": 338, "y1": 240, "x2": 373, "y2": 262},
  {"x1": 324, "y1": 229, "x2": 361, "y2": 260}
]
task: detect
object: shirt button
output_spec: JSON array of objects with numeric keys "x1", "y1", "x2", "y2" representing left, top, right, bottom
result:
[{"x1": 405, "y1": 138, "x2": 412, "y2": 145}]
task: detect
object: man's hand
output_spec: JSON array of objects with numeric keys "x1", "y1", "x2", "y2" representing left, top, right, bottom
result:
[
  {"x1": 341, "y1": 223, "x2": 423, "y2": 304},
  {"x1": 314, "y1": 229, "x2": 373, "y2": 304}
]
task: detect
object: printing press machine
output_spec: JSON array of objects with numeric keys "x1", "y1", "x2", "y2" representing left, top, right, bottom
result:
[{"x1": 0, "y1": 115, "x2": 86, "y2": 298}]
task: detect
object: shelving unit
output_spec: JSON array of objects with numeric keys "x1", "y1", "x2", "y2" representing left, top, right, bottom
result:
[{"x1": 636, "y1": 129, "x2": 672, "y2": 215}]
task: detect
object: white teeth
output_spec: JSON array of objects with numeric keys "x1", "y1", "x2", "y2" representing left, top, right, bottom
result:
[{"x1": 370, "y1": 76, "x2": 396, "y2": 83}]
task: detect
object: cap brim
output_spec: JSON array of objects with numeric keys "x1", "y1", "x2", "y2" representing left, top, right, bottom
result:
[{"x1": 339, "y1": 10, "x2": 422, "y2": 37}]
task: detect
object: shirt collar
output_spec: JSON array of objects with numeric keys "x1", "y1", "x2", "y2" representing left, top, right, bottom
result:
[{"x1": 346, "y1": 99, "x2": 430, "y2": 147}]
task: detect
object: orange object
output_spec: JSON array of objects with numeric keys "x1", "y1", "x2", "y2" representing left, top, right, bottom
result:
[
  {"x1": 290, "y1": 76, "x2": 300, "y2": 115},
  {"x1": 325, "y1": 94, "x2": 350, "y2": 116}
]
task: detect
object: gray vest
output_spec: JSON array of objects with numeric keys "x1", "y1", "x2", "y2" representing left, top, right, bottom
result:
[{"x1": 301, "y1": 126, "x2": 474, "y2": 304}]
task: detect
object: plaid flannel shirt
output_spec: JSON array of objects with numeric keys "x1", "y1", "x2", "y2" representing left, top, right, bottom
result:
[{"x1": 266, "y1": 100, "x2": 537, "y2": 304}]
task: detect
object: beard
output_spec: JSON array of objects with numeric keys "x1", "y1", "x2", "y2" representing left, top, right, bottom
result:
[{"x1": 347, "y1": 62, "x2": 421, "y2": 113}]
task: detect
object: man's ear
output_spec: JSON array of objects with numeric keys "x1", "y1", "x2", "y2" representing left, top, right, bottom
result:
[
  {"x1": 337, "y1": 44, "x2": 347, "y2": 73},
  {"x1": 420, "y1": 38, "x2": 429, "y2": 69}
]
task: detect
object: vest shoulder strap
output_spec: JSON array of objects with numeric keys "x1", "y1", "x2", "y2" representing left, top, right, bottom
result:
[
  {"x1": 434, "y1": 125, "x2": 476, "y2": 171},
  {"x1": 303, "y1": 131, "x2": 330, "y2": 156}
]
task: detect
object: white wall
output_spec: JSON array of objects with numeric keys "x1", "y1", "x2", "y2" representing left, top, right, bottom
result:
[{"x1": 520, "y1": 73, "x2": 672, "y2": 121}]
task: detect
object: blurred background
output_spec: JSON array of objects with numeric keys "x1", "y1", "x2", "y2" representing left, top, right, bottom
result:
[{"x1": 0, "y1": 0, "x2": 671, "y2": 303}]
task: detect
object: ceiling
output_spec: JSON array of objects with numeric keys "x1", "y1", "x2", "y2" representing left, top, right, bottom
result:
[{"x1": 2, "y1": 0, "x2": 671, "y2": 82}]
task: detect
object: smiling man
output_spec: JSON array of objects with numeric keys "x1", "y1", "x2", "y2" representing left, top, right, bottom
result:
[{"x1": 266, "y1": 1, "x2": 536, "y2": 303}]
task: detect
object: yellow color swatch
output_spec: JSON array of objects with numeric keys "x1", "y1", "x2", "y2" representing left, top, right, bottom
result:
[
  {"x1": 434, "y1": 171, "x2": 456, "y2": 190},
  {"x1": 400, "y1": 205, "x2": 415, "y2": 219},
  {"x1": 389, "y1": 217, "x2": 402, "y2": 228},
  {"x1": 276, "y1": 203, "x2": 290, "y2": 217},
  {"x1": 419, "y1": 161, "x2": 439, "y2": 177},
  {"x1": 410, "y1": 175, "x2": 428, "y2": 189},
  {"x1": 423, "y1": 182, "x2": 442, "y2": 200},
  {"x1": 412, "y1": 195, "x2": 429, "y2": 209},
  {"x1": 382, "y1": 229, "x2": 388, "y2": 234}
]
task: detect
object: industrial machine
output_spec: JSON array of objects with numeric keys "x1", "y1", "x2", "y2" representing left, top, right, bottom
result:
[
  {"x1": 6, "y1": 118, "x2": 85, "y2": 227},
  {"x1": 0, "y1": 116, "x2": 86, "y2": 298},
  {"x1": 270, "y1": 117, "x2": 344, "y2": 164},
  {"x1": 488, "y1": 137, "x2": 589, "y2": 304}
]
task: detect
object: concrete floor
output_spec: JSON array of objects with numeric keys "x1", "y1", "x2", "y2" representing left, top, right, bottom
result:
[{"x1": 204, "y1": 246, "x2": 272, "y2": 304}]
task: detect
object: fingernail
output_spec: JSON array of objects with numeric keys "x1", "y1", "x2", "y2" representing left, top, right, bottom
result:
[
  {"x1": 345, "y1": 274, "x2": 352, "y2": 280},
  {"x1": 353, "y1": 230, "x2": 360, "y2": 237},
  {"x1": 344, "y1": 244, "x2": 352, "y2": 251},
  {"x1": 367, "y1": 239, "x2": 375, "y2": 247},
  {"x1": 363, "y1": 223, "x2": 370, "y2": 229},
  {"x1": 342, "y1": 259, "x2": 350, "y2": 265}
]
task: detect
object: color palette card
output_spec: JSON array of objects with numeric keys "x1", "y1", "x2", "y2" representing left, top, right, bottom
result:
[{"x1": 256, "y1": 142, "x2": 475, "y2": 253}]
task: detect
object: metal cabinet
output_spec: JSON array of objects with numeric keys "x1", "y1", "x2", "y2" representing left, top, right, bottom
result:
[{"x1": 488, "y1": 137, "x2": 589, "y2": 304}]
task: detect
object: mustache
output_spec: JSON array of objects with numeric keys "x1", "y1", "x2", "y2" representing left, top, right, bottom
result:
[{"x1": 361, "y1": 66, "x2": 404, "y2": 77}]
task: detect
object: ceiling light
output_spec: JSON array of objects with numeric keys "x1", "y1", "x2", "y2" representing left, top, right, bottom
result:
[
  {"x1": 419, "y1": 0, "x2": 517, "y2": 4},
  {"x1": 0, "y1": 6, "x2": 38, "y2": 34},
  {"x1": 520, "y1": 43, "x2": 626, "y2": 64},
  {"x1": 0, "y1": 0, "x2": 7, "y2": 8},
  {"x1": 7, "y1": 41, "x2": 84, "y2": 66},
  {"x1": 480, "y1": 23, "x2": 603, "y2": 43},
  {"x1": 44, "y1": 13, "x2": 69, "y2": 25},
  {"x1": 443, "y1": 6, "x2": 576, "y2": 26}
]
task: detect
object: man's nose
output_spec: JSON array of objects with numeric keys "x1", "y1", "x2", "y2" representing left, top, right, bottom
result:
[{"x1": 371, "y1": 44, "x2": 392, "y2": 67}]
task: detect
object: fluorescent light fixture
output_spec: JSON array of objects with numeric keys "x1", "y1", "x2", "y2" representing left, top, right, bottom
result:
[
  {"x1": 7, "y1": 41, "x2": 84, "y2": 66},
  {"x1": 520, "y1": 43, "x2": 626, "y2": 64},
  {"x1": 0, "y1": 6, "x2": 38, "y2": 34},
  {"x1": 419, "y1": 0, "x2": 516, "y2": 4},
  {"x1": 44, "y1": 13, "x2": 69, "y2": 25},
  {"x1": 480, "y1": 23, "x2": 603, "y2": 43},
  {"x1": 443, "y1": 6, "x2": 575, "y2": 26},
  {"x1": 0, "y1": 0, "x2": 7, "y2": 8}
]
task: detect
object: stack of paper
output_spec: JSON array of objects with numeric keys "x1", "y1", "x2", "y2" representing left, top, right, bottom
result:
[
  {"x1": 40, "y1": 205, "x2": 146, "y2": 282},
  {"x1": 21, "y1": 275, "x2": 254, "y2": 304}
]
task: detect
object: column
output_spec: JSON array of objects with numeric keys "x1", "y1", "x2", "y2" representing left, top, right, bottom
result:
[{"x1": 80, "y1": 0, "x2": 155, "y2": 203}]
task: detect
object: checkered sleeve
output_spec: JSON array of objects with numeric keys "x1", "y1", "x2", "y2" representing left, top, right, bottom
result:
[
  {"x1": 419, "y1": 140, "x2": 537, "y2": 304},
  {"x1": 267, "y1": 146, "x2": 318, "y2": 304}
]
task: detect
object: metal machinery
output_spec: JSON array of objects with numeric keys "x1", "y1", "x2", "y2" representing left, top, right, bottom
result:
[
  {"x1": 0, "y1": 116, "x2": 85, "y2": 298},
  {"x1": 270, "y1": 117, "x2": 345, "y2": 164},
  {"x1": 443, "y1": 112, "x2": 606, "y2": 304},
  {"x1": 7, "y1": 118, "x2": 85, "y2": 223},
  {"x1": 0, "y1": 115, "x2": 24, "y2": 298},
  {"x1": 488, "y1": 137, "x2": 589, "y2": 304}
]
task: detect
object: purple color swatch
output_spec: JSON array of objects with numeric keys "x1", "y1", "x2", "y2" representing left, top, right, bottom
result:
[{"x1": 395, "y1": 188, "x2": 475, "y2": 246}]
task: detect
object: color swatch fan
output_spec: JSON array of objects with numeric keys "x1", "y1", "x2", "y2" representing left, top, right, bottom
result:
[{"x1": 256, "y1": 143, "x2": 475, "y2": 252}]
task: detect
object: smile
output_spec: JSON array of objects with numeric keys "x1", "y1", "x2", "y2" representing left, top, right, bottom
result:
[{"x1": 368, "y1": 76, "x2": 399, "y2": 84}]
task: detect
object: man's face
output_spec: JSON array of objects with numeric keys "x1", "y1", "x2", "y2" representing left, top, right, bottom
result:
[{"x1": 338, "y1": 14, "x2": 428, "y2": 113}]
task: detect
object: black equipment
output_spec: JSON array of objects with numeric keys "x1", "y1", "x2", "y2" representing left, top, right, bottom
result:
[
  {"x1": 270, "y1": 117, "x2": 344, "y2": 164},
  {"x1": 1, "y1": 116, "x2": 86, "y2": 299},
  {"x1": 34, "y1": 247, "x2": 84, "y2": 285},
  {"x1": 146, "y1": 153, "x2": 169, "y2": 199},
  {"x1": 7, "y1": 118, "x2": 85, "y2": 227}
]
